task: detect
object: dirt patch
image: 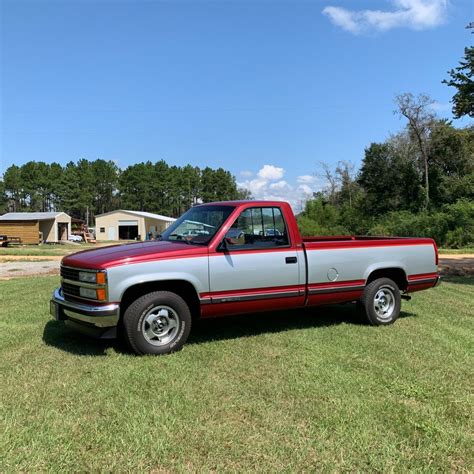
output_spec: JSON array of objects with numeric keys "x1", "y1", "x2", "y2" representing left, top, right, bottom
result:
[
  {"x1": 439, "y1": 256, "x2": 474, "y2": 277},
  {"x1": 0, "y1": 255, "x2": 63, "y2": 261},
  {"x1": 0, "y1": 260, "x2": 60, "y2": 279},
  {"x1": 438, "y1": 254, "x2": 474, "y2": 260}
]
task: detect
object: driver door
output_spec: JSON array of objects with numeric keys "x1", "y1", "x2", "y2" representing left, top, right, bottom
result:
[{"x1": 208, "y1": 206, "x2": 304, "y2": 314}]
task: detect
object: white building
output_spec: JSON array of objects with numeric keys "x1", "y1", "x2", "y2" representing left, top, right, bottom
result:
[{"x1": 95, "y1": 210, "x2": 175, "y2": 241}]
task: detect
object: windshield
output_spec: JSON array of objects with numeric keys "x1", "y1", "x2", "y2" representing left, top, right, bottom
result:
[{"x1": 161, "y1": 205, "x2": 235, "y2": 245}]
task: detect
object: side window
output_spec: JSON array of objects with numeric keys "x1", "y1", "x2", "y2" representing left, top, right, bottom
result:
[{"x1": 225, "y1": 207, "x2": 289, "y2": 249}]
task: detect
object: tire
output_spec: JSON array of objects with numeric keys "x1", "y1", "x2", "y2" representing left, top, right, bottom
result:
[
  {"x1": 360, "y1": 277, "x2": 401, "y2": 326},
  {"x1": 123, "y1": 291, "x2": 192, "y2": 355}
]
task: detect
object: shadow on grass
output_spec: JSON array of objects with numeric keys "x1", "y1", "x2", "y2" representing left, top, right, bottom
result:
[
  {"x1": 42, "y1": 321, "x2": 126, "y2": 356},
  {"x1": 440, "y1": 275, "x2": 473, "y2": 286},
  {"x1": 43, "y1": 304, "x2": 417, "y2": 356}
]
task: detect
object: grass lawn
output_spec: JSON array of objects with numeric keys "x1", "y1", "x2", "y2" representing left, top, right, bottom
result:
[
  {"x1": 1, "y1": 276, "x2": 472, "y2": 471},
  {"x1": 439, "y1": 248, "x2": 474, "y2": 255}
]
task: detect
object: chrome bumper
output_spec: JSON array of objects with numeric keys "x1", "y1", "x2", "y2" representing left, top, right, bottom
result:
[{"x1": 50, "y1": 287, "x2": 119, "y2": 328}]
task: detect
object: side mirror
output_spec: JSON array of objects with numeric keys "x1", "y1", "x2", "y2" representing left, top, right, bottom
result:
[{"x1": 217, "y1": 238, "x2": 229, "y2": 252}]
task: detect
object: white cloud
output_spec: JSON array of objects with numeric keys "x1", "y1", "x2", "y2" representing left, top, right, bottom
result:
[
  {"x1": 238, "y1": 165, "x2": 322, "y2": 212},
  {"x1": 257, "y1": 164, "x2": 285, "y2": 180},
  {"x1": 297, "y1": 175, "x2": 317, "y2": 184},
  {"x1": 323, "y1": 6, "x2": 361, "y2": 33},
  {"x1": 297, "y1": 184, "x2": 314, "y2": 195},
  {"x1": 240, "y1": 170, "x2": 253, "y2": 178},
  {"x1": 269, "y1": 180, "x2": 290, "y2": 190},
  {"x1": 323, "y1": 0, "x2": 447, "y2": 34}
]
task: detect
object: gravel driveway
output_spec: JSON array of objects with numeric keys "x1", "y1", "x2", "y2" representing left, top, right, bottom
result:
[{"x1": 0, "y1": 259, "x2": 61, "y2": 279}]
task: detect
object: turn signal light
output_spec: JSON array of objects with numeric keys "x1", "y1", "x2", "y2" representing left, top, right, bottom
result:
[
  {"x1": 96, "y1": 289, "x2": 107, "y2": 301},
  {"x1": 96, "y1": 272, "x2": 106, "y2": 285}
]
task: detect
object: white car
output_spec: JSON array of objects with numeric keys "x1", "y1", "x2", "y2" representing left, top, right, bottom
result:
[{"x1": 68, "y1": 234, "x2": 83, "y2": 242}]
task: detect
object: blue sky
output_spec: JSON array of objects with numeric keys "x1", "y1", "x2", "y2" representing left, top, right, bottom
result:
[{"x1": 1, "y1": 0, "x2": 472, "y2": 210}]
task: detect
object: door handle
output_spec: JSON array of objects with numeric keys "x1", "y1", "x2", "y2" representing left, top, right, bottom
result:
[{"x1": 285, "y1": 256, "x2": 297, "y2": 264}]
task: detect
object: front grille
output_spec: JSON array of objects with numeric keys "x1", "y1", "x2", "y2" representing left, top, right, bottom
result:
[
  {"x1": 60, "y1": 266, "x2": 80, "y2": 281},
  {"x1": 60, "y1": 265, "x2": 105, "y2": 302},
  {"x1": 61, "y1": 282, "x2": 81, "y2": 297}
]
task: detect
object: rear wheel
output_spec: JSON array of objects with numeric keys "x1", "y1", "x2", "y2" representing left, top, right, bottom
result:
[
  {"x1": 360, "y1": 277, "x2": 401, "y2": 325},
  {"x1": 123, "y1": 291, "x2": 192, "y2": 355}
]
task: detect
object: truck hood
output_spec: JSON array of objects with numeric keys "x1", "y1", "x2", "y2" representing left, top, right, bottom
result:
[{"x1": 62, "y1": 241, "x2": 208, "y2": 269}]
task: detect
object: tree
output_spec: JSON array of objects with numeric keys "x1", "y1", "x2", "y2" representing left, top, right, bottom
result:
[
  {"x1": 48, "y1": 163, "x2": 64, "y2": 211},
  {"x1": 335, "y1": 160, "x2": 357, "y2": 208},
  {"x1": 0, "y1": 158, "x2": 249, "y2": 218},
  {"x1": 90, "y1": 159, "x2": 119, "y2": 215},
  {"x1": 358, "y1": 143, "x2": 398, "y2": 215},
  {"x1": 395, "y1": 93, "x2": 435, "y2": 209},
  {"x1": 3, "y1": 165, "x2": 23, "y2": 211},
  {"x1": 443, "y1": 24, "x2": 474, "y2": 119},
  {"x1": 428, "y1": 121, "x2": 474, "y2": 205},
  {"x1": 236, "y1": 187, "x2": 253, "y2": 200},
  {"x1": 317, "y1": 162, "x2": 338, "y2": 205},
  {"x1": 0, "y1": 179, "x2": 8, "y2": 213},
  {"x1": 297, "y1": 195, "x2": 348, "y2": 236},
  {"x1": 119, "y1": 162, "x2": 156, "y2": 212},
  {"x1": 357, "y1": 140, "x2": 423, "y2": 215}
]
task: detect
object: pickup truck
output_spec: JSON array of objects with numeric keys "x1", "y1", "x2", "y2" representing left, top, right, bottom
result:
[{"x1": 50, "y1": 200, "x2": 440, "y2": 355}]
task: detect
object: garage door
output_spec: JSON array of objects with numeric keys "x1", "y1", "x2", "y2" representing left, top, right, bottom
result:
[{"x1": 118, "y1": 220, "x2": 139, "y2": 240}]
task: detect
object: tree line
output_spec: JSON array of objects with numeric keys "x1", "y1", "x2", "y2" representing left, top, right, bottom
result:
[
  {"x1": 298, "y1": 27, "x2": 474, "y2": 248},
  {"x1": 0, "y1": 160, "x2": 251, "y2": 223},
  {"x1": 298, "y1": 101, "x2": 473, "y2": 247}
]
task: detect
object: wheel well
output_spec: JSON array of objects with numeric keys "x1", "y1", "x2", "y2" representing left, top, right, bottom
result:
[
  {"x1": 366, "y1": 268, "x2": 408, "y2": 291},
  {"x1": 119, "y1": 280, "x2": 201, "y2": 321}
]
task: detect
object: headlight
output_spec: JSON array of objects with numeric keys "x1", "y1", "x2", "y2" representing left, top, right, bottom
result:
[
  {"x1": 79, "y1": 271, "x2": 97, "y2": 283},
  {"x1": 79, "y1": 287, "x2": 97, "y2": 299}
]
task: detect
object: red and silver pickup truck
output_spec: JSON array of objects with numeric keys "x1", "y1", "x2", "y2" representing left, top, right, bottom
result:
[{"x1": 50, "y1": 200, "x2": 440, "y2": 355}]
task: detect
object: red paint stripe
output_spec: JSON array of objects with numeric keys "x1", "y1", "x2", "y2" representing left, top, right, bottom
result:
[
  {"x1": 307, "y1": 279, "x2": 365, "y2": 290},
  {"x1": 201, "y1": 280, "x2": 366, "y2": 299},
  {"x1": 307, "y1": 289, "x2": 364, "y2": 306},
  {"x1": 408, "y1": 272, "x2": 438, "y2": 281},
  {"x1": 408, "y1": 282, "x2": 435, "y2": 292},
  {"x1": 200, "y1": 284, "x2": 304, "y2": 299},
  {"x1": 304, "y1": 240, "x2": 434, "y2": 251}
]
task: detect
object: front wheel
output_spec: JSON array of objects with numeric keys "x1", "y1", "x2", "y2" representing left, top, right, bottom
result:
[
  {"x1": 123, "y1": 291, "x2": 192, "y2": 355},
  {"x1": 360, "y1": 278, "x2": 401, "y2": 326}
]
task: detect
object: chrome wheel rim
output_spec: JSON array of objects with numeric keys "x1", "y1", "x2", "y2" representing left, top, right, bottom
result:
[
  {"x1": 373, "y1": 286, "x2": 396, "y2": 320},
  {"x1": 142, "y1": 305, "x2": 180, "y2": 346}
]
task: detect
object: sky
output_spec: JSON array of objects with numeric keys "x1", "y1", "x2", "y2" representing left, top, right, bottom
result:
[{"x1": 1, "y1": 0, "x2": 473, "y2": 210}]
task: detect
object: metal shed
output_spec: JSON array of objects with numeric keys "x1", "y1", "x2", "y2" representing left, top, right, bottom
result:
[
  {"x1": 95, "y1": 210, "x2": 175, "y2": 241},
  {"x1": 0, "y1": 212, "x2": 72, "y2": 244}
]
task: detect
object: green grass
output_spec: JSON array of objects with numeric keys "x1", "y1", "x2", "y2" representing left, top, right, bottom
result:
[
  {"x1": 0, "y1": 244, "x2": 88, "y2": 256},
  {"x1": 0, "y1": 242, "x2": 123, "y2": 257},
  {"x1": 1, "y1": 276, "x2": 472, "y2": 471},
  {"x1": 439, "y1": 248, "x2": 474, "y2": 255}
]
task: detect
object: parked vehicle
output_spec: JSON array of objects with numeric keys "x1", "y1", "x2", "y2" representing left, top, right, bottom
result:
[
  {"x1": 50, "y1": 200, "x2": 440, "y2": 355},
  {"x1": 68, "y1": 234, "x2": 83, "y2": 242}
]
